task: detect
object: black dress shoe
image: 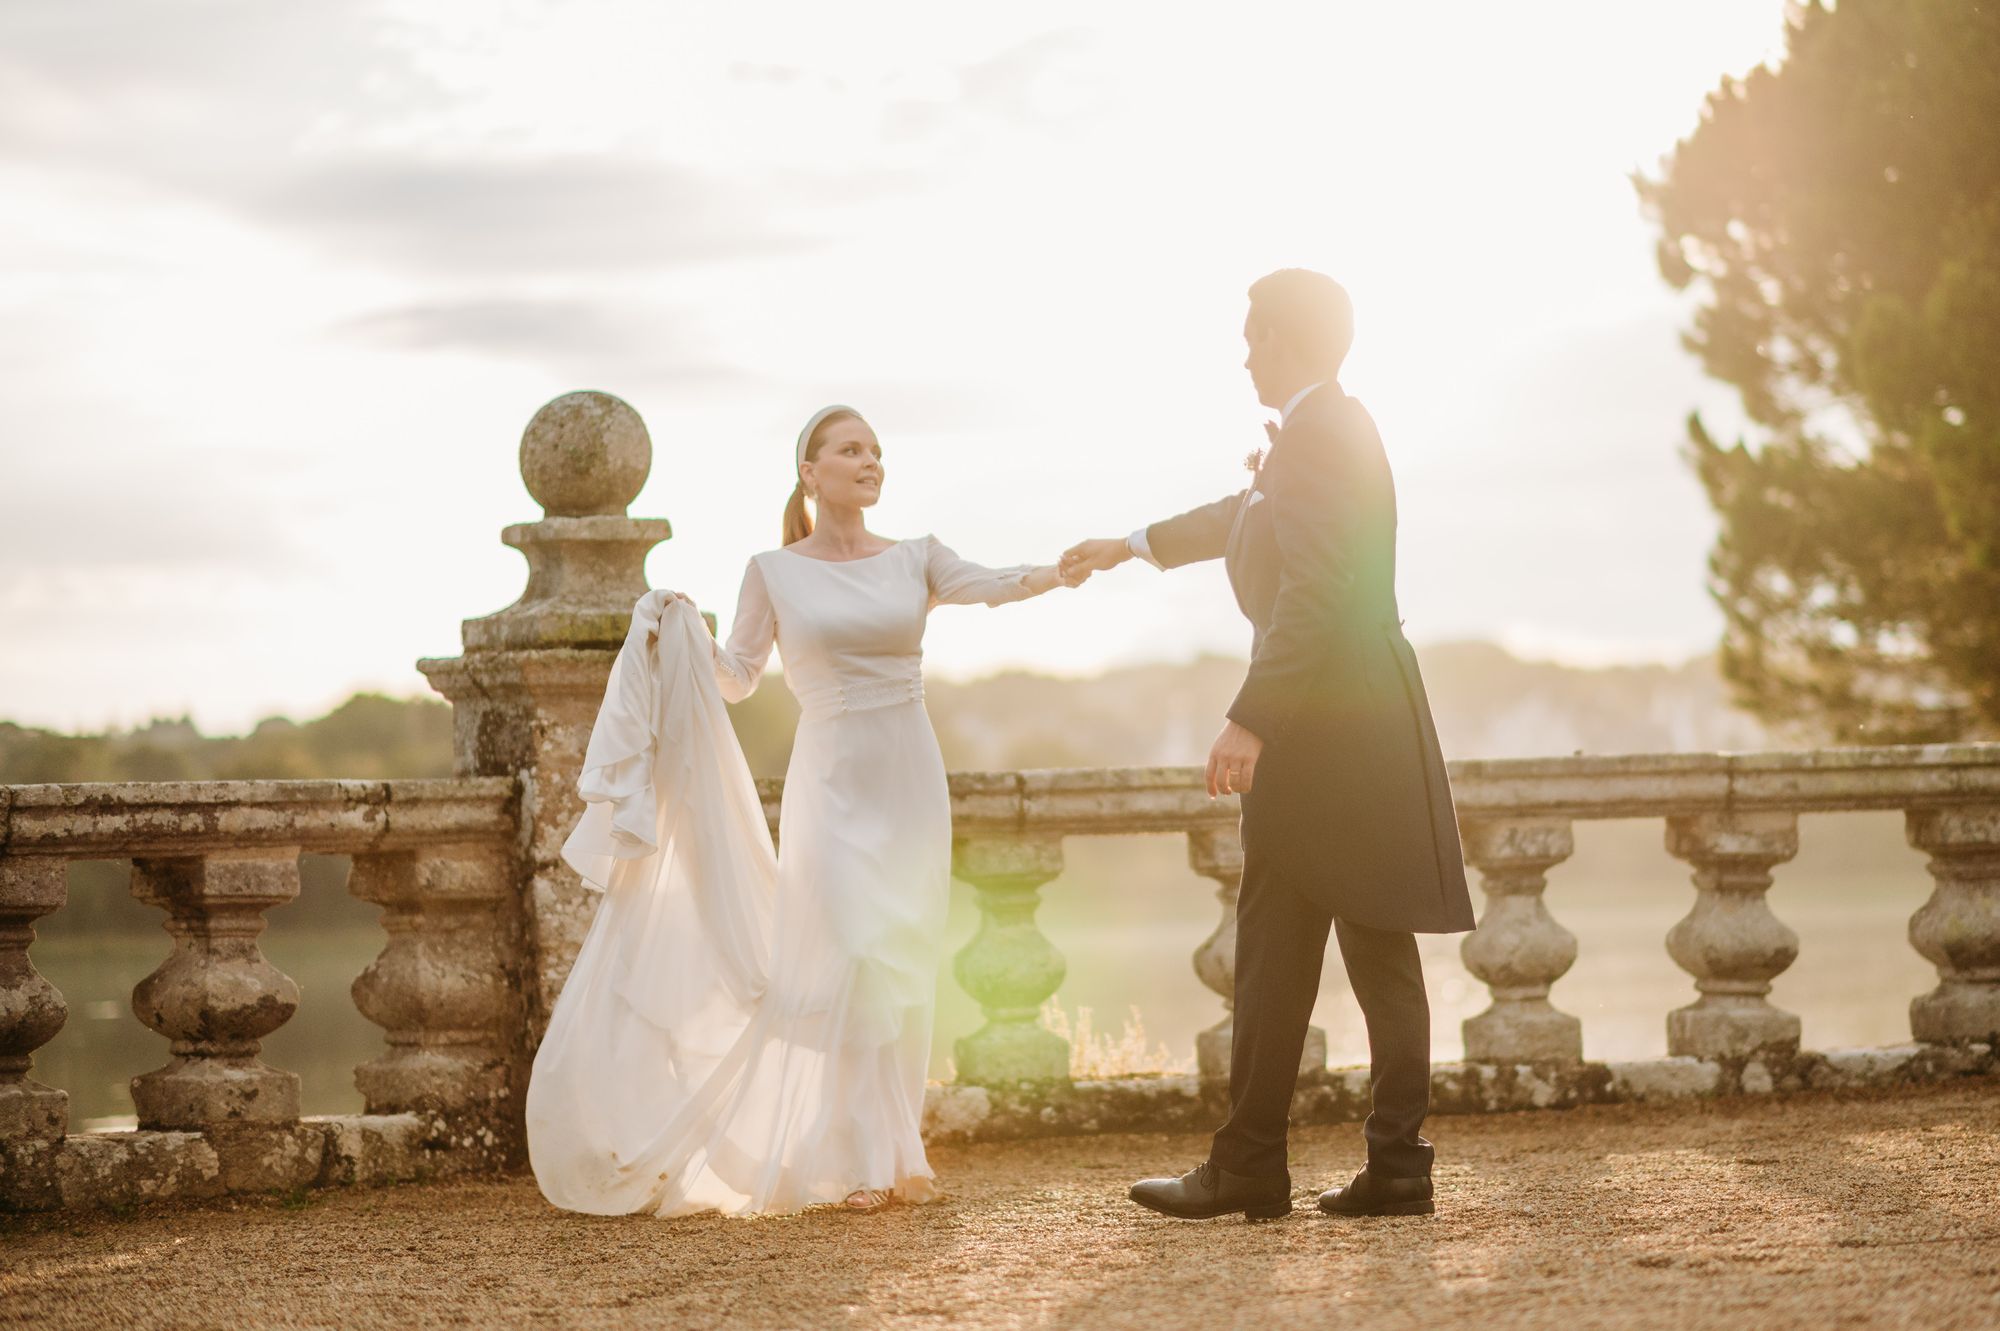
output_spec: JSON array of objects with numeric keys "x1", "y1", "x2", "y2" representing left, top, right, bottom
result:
[
  {"x1": 1129, "y1": 1161, "x2": 1292, "y2": 1221},
  {"x1": 1317, "y1": 1168, "x2": 1434, "y2": 1217}
]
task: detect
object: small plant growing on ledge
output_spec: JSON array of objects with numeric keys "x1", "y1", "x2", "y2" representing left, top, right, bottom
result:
[{"x1": 1039, "y1": 1000, "x2": 1191, "y2": 1078}]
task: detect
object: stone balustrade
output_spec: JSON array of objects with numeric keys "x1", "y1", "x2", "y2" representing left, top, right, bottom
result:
[
  {"x1": 1444, "y1": 747, "x2": 2000, "y2": 1056},
  {"x1": 0, "y1": 779, "x2": 517, "y2": 1209},
  {"x1": 8, "y1": 747, "x2": 1998, "y2": 1210}
]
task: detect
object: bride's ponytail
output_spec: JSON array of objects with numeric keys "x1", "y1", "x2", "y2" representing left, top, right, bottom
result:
[
  {"x1": 782, "y1": 481, "x2": 813, "y2": 546},
  {"x1": 784, "y1": 407, "x2": 859, "y2": 546}
]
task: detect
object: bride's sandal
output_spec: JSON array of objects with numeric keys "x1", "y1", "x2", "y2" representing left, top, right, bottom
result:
[{"x1": 843, "y1": 1189, "x2": 892, "y2": 1212}]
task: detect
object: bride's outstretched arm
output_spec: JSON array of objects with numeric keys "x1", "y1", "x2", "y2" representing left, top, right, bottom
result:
[
  {"x1": 925, "y1": 535, "x2": 1061, "y2": 607},
  {"x1": 711, "y1": 558, "x2": 776, "y2": 702}
]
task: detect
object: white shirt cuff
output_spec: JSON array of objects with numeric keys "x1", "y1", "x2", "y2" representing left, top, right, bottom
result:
[{"x1": 1125, "y1": 526, "x2": 1163, "y2": 570}]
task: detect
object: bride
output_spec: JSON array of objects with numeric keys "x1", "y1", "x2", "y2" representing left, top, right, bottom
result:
[{"x1": 525, "y1": 405, "x2": 1069, "y2": 1217}]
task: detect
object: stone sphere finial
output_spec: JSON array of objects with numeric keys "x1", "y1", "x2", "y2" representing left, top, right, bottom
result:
[{"x1": 519, "y1": 391, "x2": 651, "y2": 517}]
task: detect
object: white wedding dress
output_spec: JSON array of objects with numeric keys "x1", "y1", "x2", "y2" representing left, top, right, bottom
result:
[{"x1": 525, "y1": 535, "x2": 1045, "y2": 1217}]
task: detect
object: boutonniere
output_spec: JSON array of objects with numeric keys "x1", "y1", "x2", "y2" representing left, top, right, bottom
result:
[{"x1": 1246, "y1": 419, "x2": 1278, "y2": 474}]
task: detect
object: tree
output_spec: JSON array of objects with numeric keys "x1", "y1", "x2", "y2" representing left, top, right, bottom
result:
[{"x1": 1639, "y1": 0, "x2": 2000, "y2": 742}]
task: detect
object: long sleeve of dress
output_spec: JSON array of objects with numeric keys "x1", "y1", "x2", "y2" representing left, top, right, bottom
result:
[
  {"x1": 712, "y1": 558, "x2": 776, "y2": 702},
  {"x1": 924, "y1": 534, "x2": 1041, "y2": 607}
]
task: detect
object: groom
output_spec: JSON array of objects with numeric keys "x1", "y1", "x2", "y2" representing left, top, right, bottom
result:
[{"x1": 1061, "y1": 269, "x2": 1475, "y2": 1220}]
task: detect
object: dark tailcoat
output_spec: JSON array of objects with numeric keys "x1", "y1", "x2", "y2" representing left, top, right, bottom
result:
[{"x1": 1147, "y1": 385, "x2": 1474, "y2": 935}]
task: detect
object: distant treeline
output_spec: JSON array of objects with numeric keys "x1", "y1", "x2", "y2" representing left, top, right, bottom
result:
[{"x1": 0, "y1": 693, "x2": 457, "y2": 785}]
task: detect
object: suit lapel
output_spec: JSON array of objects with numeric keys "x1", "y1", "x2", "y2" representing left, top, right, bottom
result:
[
  {"x1": 1225, "y1": 382, "x2": 1347, "y2": 581},
  {"x1": 1224, "y1": 478, "x2": 1261, "y2": 561}
]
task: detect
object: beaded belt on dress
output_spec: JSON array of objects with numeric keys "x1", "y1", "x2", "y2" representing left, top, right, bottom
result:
[{"x1": 795, "y1": 675, "x2": 925, "y2": 721}]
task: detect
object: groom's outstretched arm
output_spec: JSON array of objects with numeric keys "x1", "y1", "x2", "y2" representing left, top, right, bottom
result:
[
  {"x1": 1140, "y1": 491, "x2": 1245, "y2": 569},
  {"x1": 1060, "y1": 490, "x2": 1245, "y2": 584}
]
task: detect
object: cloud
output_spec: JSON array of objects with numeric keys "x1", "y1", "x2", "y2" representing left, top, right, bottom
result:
[
  {"x1": 0, "y1": 1, "x2": 432, "y2": 166},
  {"x1": 959, "y1": 29, "x2": 1101, "y2": 122},
  {"x1": 329, "y1": 297, "x2": 766, "y2": 390},
  {"x1": 324, "y1": 298, "x2": 1051, "y2": 423},
  {"x1": 242, "y1": 154, "x2": 824, "y2": 276},
  {"x1": 882, "y1": 28, "x2": 1105, "y2": 145},
  {"x1": 0, "y1": 2, "x2": 916, "y2": 282}
]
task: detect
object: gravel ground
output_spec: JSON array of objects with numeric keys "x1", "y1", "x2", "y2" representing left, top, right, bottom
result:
[{"x1": 6, "y1": 1080, "x2": 1999, "y2": 1331}]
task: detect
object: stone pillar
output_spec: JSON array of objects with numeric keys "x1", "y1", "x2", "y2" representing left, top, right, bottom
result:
[
  {"x1": 417, "y1": 391, "x2": 670, "y2": 1052},
  {"x1": 1905, "y1": 805, "x2": 2000, "y2": 1044},
  {"x1": 349, "y1": 846, "x2": 515, "y2": 1142},
  {"x1": 952, "y1": 835, "x2": 1069, "y2": 1083},
  {"x1": 0, "y1": 856, "x2": 68, "y2": 1141},
  {"x1": 1459, "y1": 817, "x2": 1581, "y2": 1063},
  {"x1": 129, "y1": 850, "x2": 302, "y2": 1129},
  {"x1": 1187, "y1": 827, "x2": 1324, "y2": 1081},
  {"x1": 1663, "y1": 811, "x2": 1801, "y2": 1059}
]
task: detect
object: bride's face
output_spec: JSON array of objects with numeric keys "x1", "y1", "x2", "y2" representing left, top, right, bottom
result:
[{"x1": 803, "y1": 418, "x2": 886, "y2": 509}]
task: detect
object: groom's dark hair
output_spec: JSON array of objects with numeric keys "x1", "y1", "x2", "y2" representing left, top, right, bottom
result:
[{"x1": 1247, "y1": 269, "x2": 1354, "y2": 375}]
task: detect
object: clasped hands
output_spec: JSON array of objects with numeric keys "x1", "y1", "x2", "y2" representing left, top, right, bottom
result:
[{"x1": 1057, "y1": 536, "x2": 1130, "y2": 588}]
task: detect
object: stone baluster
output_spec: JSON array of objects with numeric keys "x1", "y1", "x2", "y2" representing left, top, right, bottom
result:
[
  {"x1": 1187, "y1": 827, "x2": 1325, "y2": 1080},
  {"x1": 128, "y1": 850, "x2": 302, "y2": 1128},
  {"x1": 952, "y1": 835, "x2": 1068, "y2": 1083},
  {"x1": 0, "y1": 856, "x2": 68, "y2": 1141},
  {"x1": 1459, "y1": 817, "x2": 1583, "y2": 1063},
  {"x1": 349, "y1": 847, "x2": 515, "y2": 1133},
  {"x1": 1905, "y1": 806, "x2": 2000, "y2": 1044},
  {"x1": 1662, "y1": 811, "x2": 1801, "y2": 1059}
]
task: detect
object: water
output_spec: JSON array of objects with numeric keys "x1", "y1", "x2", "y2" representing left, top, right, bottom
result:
[{"x1": 28, "y1": 813, "x2": 1942, "y2": 1125}]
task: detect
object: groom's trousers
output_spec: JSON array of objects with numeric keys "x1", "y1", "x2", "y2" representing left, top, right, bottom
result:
[{"x1": 1207, "y1": 827, "x2": 1435, "y2": 1182}]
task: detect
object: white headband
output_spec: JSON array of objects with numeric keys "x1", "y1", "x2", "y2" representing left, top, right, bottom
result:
[{"x1": 796, "y1": 404, "x2": 863, "y2": 476}]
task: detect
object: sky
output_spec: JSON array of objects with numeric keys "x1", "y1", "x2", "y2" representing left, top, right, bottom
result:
[{"x1": 0, "y1": 0, "x2": 1793, "y2": 735}]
